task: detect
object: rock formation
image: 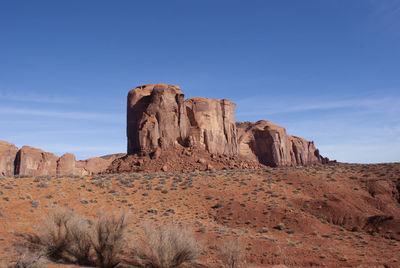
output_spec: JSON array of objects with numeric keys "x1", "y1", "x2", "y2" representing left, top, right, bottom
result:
[
  {"x1": 0, "y1": 141, "x2": 121, "y2": 177},
  {"x1": 127, "y1": 84, "x2": 238, "y2": 156},
  {"x1": 126, "y1": 84, "x2": 327, "y2": 167},
  {"x1": 127, "y1": 84, "x2": 190, "y2": 155},
  {"x1": 185, "y1": 97, "x2": 238, "y2": 155},
  {"x1": 14, "y1": 146, "x2": 58, "y2": 177},
  {"x1": 0, "y1": 83, "x2": 330, "y2": 177},
  {"x1": 75, "y1": 157, "x2": 118, "y2": 176},
  {"x1": 237, "y1": 120, "x2": 328, "y2": 167},
  {"x1": 0, "y1": 141, "x2": 18, "y2": 177},
  {"x1": 56, "y1": 153, "x2": 76, "y2": 175}
]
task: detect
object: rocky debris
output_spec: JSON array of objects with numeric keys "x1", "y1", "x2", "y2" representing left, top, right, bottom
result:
[
  {"x1": 0, "y1": 141, "x2": 18, "y2": 177},
  {"x1": 237, "y1": 120, "x2": 328, "y2": 167},
  {"x1": 107, "y1": 146, "x2": 264, "y2": 174},
  {"x1": 14, "y1": 146, "x2": 58, "y2": 177}
]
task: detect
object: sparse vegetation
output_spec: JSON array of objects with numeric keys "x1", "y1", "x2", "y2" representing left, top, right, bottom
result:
[
  {"x1": 136, "y1": 223, "x2": 202, "y2": 268},
  {"x1": 5, "y1": 163, "x2": 400, "y2": 267},
  {"x1": 17, "y1": 208, "x2": 129, "y2": 267},
  {"x1": 219, "y1": 237, "x2": 246, "y2": 268},
  {"x1": 91, "y1": 212, "x2": 129, "y2": 268}
]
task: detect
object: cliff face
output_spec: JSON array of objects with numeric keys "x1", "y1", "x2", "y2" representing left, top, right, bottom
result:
[
  {"x1": 127, "y1": 84, "x2": 238, "y2": 156},
  {"x1": 126, "y1": 84, "x2": 328, "y2": 167},
  {"x1": 14, "y1": 146, "x2": 59, "y2": 177},
  {"x1": 0, "y1": 142, "x2": 120, "y2": 177},
  {"x1": 127, "y1": 84, "x2": 190, "y2": 154},
  {"x1": 237, "y1": 120, "x2": 328, "y2": 167},
  {"x1": 184, "y1": 97, "x2": 238, "y2": 155},
  {"x1": 0, "y1": 141, "x2": 18, "y2": 177}
]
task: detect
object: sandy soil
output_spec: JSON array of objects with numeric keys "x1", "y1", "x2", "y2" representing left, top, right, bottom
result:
[{"x1": 1, "y1": 163, "x2": 399, "y2": 267}]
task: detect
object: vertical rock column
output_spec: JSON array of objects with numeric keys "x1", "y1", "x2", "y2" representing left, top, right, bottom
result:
[
  {"x1": 127, "y1": 84, "x2": 190, "y2": 155},
  {"x1": 0, "y1": 141, "x2": 18, "y2": 177},
  {"x1": 184, "y1": 97, "x2": 238, "y2": 155}
]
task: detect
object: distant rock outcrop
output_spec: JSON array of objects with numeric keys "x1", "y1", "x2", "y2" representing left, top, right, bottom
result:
[
  {"x1": 14, "y1": 146, "x2": 58, "y2": 177},
  {"x1": 75, "y1": 157, "x2": 118, "y2": 176},
  {"x1": 0, "y1": 141, "x2": 18, "y2": 177},
  {"x1": 56, "y1": 153, "x2": 76, "y2": 175},
  {"x1": 237, "y1": 120, "x2": 328, "y2": 167},
  {"x1": 0, "y1": 142, "x2": 122, "y2": 177}
]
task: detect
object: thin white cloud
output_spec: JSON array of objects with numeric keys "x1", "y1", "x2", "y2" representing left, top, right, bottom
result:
[
  {"x1": 0, "y1": 91, "x2": 75, "y2": 104},
  {"x1": 320, "y1": 141, "x2": 400, "y2": 164},
  {"x1": 235, "y1": 96, "x2": 400, "y2": 117},
  {"x1": 0, "y1": 107, "x2": 123, "y2": 122},
  {"x1": 0, "y1": 129, "x2": 122, "y2": 140}
]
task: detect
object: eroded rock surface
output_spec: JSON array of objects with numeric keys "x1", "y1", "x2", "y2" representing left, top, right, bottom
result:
[
  {"x1": 15, "y1": 146, "x2": 58, "y2": 177},
  {"x1": 0, "y1": 141, "x2": 121, "y2": 177},
  {"x1": 237, "y1": 120, "x2": 327, "y2": 167},
  {"x1": 185, "y1": 97, "x2": 238, "y2": 155},
  {"x1": 56, "y1": 153, "x2": 76, "y2": 175},
  {"x1": 0, "y1": 141, "x2": 18, "y2": 177},
  {"x1": 126, "y1": 84, "x2": 328, "y2": 167},
  {"x1": 1, "y1": 84, "x2": 330, "y2": 176},
  {"x1": 76, "y1": 156, "x2": 118, "y2": 176},
  {"x1": 127, "y1": 84, "x2": 238, "y2": 156},
  {"x1": 127, "y1": 84, "x2": 190, "y2": 154}
]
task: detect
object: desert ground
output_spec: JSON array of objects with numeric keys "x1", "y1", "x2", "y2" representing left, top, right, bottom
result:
[{"x1": 1, "y1": 163, "x2": 399, "y2": 267}]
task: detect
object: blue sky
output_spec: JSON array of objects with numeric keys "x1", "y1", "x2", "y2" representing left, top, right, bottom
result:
[{"x1": 0, "y1": 0, "x2": 399, "y2": 163}]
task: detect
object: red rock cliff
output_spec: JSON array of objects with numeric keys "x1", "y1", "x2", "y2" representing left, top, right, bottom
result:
[
  {"x1": 0, "y1": 141, "x2": 18, "y2": 177},
  {"x1": 237, "y1": 120, "x2": 328, "y2": 167},
  {"x1": 127, "y1": 84, "x2": 238, "y2": 156}
]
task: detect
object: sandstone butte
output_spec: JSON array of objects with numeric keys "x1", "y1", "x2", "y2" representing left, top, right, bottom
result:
[{"x1": 0, "y1": 83, "x2": 330, "y2": 177}]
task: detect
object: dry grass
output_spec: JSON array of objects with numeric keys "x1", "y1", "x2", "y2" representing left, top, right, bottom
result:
[
  {"x1": 136, "y1": 222, "x2": 202, "y2": 268},
  {"x1": 17, "y1": 208, "x2": 129, "y2": 268},
  {"x1": 91, "y1": 212, "x2": 130, "y2": 268},
  {"x1": 67, "y1": 216, "x2": 92, "y2": 265},
  {"x1": 21, "y1": 208, "x2": 74, "y2": 261},
  {"x1": 219, "y1": 237, "x2": 246, "y2": 268}
]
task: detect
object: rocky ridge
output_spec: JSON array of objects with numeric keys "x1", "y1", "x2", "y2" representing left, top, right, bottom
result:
[
  {"x1": 0, "y1": 141, "x2": 120, "y2": 177},
  {"x1": 0, "y1": 83, "x2": 331, "y2": 177},
  {"x1": 237, "y1": 120, "x2": 328, "y2": 167},
  {"x1": 123, "y1": 83, "x2": 329, "y2": 171}
]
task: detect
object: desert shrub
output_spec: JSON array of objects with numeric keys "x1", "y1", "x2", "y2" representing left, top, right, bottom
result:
[
  {"x1": 33, "y1": 208, "x2": 74, "y2": 260},
  {"x1": 18, "y1": 208, "x2": 130, "y2": 267},
  {"x1": 67, "y1": 216, "x2": 93, "y2": 265},
  {"x1": 21, "y1": 208, "x2": 92, "y2": 264},
  {"x1": 90, "y1": 212, "x2": 129, "y2": 268},
  {"x1": 219, "y1": 237, "x2": 246, "y2": 268},
  {"x1": 136, "y1": 222, "x2": 201, "y2": 268}
]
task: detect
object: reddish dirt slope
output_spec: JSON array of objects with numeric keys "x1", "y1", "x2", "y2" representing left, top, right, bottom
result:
[{"x1": 0, "y1": 163, "x2": 399, "y2": 267}]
